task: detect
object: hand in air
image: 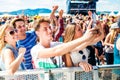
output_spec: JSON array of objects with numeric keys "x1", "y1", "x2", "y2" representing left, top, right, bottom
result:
[{"x1": 18, "y1": 47, "x2": 26, "y2": 55}]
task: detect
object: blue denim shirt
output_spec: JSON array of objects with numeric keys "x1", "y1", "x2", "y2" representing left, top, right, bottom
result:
[{"x1": 0, "y1": 44, "x2": 26, "y2": 71}]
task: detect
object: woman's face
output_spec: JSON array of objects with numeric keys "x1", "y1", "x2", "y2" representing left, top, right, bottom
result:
[
  {"x1": 4, "y1": 27, "x2": 18, "y2": 43},
  {"x1": 73, "y1": 24, "x2": 83, "y2": 39}
]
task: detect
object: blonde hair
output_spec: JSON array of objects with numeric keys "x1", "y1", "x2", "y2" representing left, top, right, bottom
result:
[
  {"x1": 35, "y1": 17, "x2": 50, "y2": 31},
  {"x1": 0, "y1": 24, "x2": 10, "y2": 54},
  {"x1": 64, "y1": 23, "x2": 76, "y2": 43},
  {"x1": 63, "y1": 23, "x2": 76, "y2": 67},
  {"x1": 109, "y1": 29, "x2": 120, "y2": 44}
]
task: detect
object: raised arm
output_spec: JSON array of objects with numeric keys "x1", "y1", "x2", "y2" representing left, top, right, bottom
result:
[
  {"x1": 3, "y1": 48, "x2": 26, "y2": 74},
  {"x1": 104, "y1": 33, "x2": 114, "y2": 47},
  {"x1": 54, "y1": 9, "x2": 64, "y2": 41},
  {"x1": 49, "y1": 5, "x2": 58, "y2": 20}
]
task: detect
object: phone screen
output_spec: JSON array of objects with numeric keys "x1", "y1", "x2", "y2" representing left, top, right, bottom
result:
[{"x1": 92, "y1": 12, "x2": 96, "y2": 28}]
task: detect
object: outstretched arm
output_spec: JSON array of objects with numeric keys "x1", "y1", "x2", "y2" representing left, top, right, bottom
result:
[
  {"x1": 72, "y1": 20, "x2": 104, "y2": 52},
  {"x1": 33, "y1": 28, "x2": 101, "y2": 58}
]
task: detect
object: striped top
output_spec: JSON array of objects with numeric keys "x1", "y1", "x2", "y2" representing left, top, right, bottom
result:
[{"x1": 17, "y1": 30, "x2": 37, "y2": 69}]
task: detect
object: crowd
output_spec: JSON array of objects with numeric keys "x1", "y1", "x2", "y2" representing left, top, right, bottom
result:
[{"x1": 0, "y1": 5, "x2": 120, "y2": 79}]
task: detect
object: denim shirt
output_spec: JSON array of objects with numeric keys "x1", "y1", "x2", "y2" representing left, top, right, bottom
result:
[{"x1": 1, "y1": 44, "x2": 26, "y2": 70}]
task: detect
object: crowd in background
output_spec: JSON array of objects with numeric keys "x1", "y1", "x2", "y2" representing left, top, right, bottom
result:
[{"x1": 0, "y1": 6, "x2": 120, "y2": 80}]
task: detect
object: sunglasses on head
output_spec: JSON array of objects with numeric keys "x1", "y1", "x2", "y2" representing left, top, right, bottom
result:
[{"x1": 9, "y1": 29, "x2": 18, "y2": 35}]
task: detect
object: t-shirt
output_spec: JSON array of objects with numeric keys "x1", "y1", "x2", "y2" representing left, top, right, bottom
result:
[
  {"x1": 17, "y1": 30, "x2": 37, "y2": 69},
  {"x1": 31, "y1": 42, "x2": 63, "y2": 69},
  {"x1": 70, "y1": 48, "x2": 90, "y2": 65}
]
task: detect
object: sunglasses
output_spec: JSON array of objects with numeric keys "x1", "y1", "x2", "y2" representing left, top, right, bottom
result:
[
  {"x1": 79, "y1": 50, "x2": 86, "y2": 60},
  {"x1": 9, "y1": 29, "x2": 18, "y2": 35}
]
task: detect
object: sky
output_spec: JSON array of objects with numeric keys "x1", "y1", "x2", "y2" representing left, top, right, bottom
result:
[
  {"x1": 96, "y1": 0, "x2": 120, "y2": 11},
  {"x1": 0, "y1": 0, "x2": 66, "y2": 12},
  {"x1": 0, "y1": 0, "x2": 120, "y2": 12}
]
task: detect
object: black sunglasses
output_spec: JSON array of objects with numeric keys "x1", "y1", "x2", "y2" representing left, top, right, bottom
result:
[
  {"x1": 79, "y1": 50, "x2": 86, "y2": 60},
  {"x1": 9, "y1": 29, "x2": 18, "y2": 35}
]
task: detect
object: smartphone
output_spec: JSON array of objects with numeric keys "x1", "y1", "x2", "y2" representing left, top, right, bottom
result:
[{"x1": 92, "y1": 12, "x2": 96, "y2": 28}]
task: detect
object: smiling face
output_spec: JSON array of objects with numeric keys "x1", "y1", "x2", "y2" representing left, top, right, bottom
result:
[
  {"x1": 4, "y1": 27, "x2": 18, "y2": 43},
  {"x1": 73, "y1": 24, "x2": 83, "y2": 39},
  {"x1": 14, "y1": 21, "x2": 26, "y2": 36}
]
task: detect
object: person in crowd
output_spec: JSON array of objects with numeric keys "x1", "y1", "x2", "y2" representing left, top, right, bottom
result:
[
  {"x1": 111, "y1": 18, "x2": 120, "y2": 80},
  {"x1": 114, "y1": 40, "x2": 120, "y2": 80},
  {"x1": 28, "y1": 16, "x2": 38, "y2": 31},
  {"x1": 31, "y1": 17, "x2": 104, "y2": 72},
  {"x1": 10, "y1": 5, "x2": 63, "y2": 69},
  {"x1": 109, "y1": 16, "x2": 116, "y2": 26},
  {"x1": 113, "y1": 18, "x2": 120, "y2": 64},
  {"x1": 87, "y1": 11, "x2": 105, "y2": 65},
  {"x1": 101, "y1": 22, "x2": 120, "y2": 80},
  {"x1": 94, "y1": 41, "x2": 105, "y2": 65},
  {"x1": 0, "y1": 24, "x2": 26, "y2": 74},
  {"x1": 11, "y1": 18, "x2": 37, "y2": 69},
  {"x1": 49, "y1": 5, "x2": 64, "y2": 42},
  {"x1": 102, "y1": 18, "x2": 110, "y2": 41},
  {"x1": 63, "y1": 22, "x2": 96, "y2": 67},
  {"x1": 104, "y1": 22, "x2": 120, "y2": 64}
]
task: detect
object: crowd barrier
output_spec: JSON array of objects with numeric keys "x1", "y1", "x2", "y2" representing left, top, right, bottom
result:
[{"x1": 0, "y1": 64, "x2": 120, "y2": 80}]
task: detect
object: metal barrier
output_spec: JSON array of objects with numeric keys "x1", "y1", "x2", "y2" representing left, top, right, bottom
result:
[
  {"x1": 0, "y1": 64, "x2": 120, "y2": 80},
  {"x1": 98, "y1": 64, "x2": 120, "y2": 80}
]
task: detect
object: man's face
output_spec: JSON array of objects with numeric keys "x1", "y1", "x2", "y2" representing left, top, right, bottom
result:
[
  {"x1": 38, "y1": 22, "x2": 53, "y2": 41},
  {"x1": 15, "y1": 21, "x2": 26, "y2": 36}
]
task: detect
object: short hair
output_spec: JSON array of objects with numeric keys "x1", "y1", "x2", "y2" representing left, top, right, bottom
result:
[
  {"x1": 11, "y1": 18, "x2": 25, "y2": 28},
  {"x1": 35, "y1": 17, "x2": 50, "y2": 31}
]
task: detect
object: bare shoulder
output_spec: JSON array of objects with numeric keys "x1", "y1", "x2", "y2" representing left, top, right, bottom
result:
[
  {"x1": 2, "y1": 48, "x2": 14, "y2": 59},
  {"x1": 1, "y1": 48, "x2": 15, "y2": 63}
]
